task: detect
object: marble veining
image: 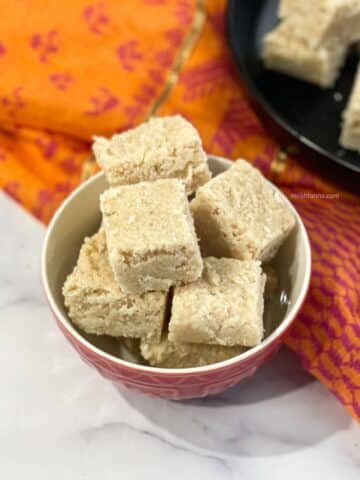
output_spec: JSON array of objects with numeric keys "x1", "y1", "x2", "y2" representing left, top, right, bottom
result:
[{"x1": 0, "y1": 192, "x2": 359, "y2": 479}]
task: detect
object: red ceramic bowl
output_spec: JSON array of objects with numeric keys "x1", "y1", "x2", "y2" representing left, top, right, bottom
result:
[{"x1": 42, "y1": 156, "x2": 311, "y2": 399}]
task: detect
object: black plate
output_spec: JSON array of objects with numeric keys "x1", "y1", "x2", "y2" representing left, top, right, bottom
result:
[{"x1": 227, "y1": 0, "x2": 360, "y2": 173}]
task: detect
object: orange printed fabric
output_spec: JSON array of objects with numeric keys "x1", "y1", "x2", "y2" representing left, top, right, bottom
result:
[
  {"x1": 1, "y1": 0, "x2": 359, "y2": 420},
  {"x1": 0, "y1": 0, "x2": 196, "y2": 221}
]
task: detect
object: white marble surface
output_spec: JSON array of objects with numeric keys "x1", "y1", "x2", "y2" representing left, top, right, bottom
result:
[{"x1": 0, "y1": 192, "x2": 359, "y2": 479}]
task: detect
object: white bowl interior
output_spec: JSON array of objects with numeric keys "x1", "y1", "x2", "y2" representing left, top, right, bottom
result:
[{"x1": 43, "y1": 156, "x2": 311, "y2": 368}]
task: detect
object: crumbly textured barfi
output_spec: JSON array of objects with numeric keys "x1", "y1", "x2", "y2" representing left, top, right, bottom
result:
[
  {"x1": 100, "y1": 179, "x2": 203, "y2": 293},
  {"x1": 340, "y1": 65, "x2": 360, "y2": 150},
  {"x1": 265, "y1": 0, "x2": 360, "y2": 87},
  {"x1": 263, "y1": 21, "x2": 347, "y2": 88},
  {"x1": 140, "y1": 337, "x2": 245, "y2": 368},
  {"x1": 191, "y1": 160, "x2": 296, "y2": 262},
  {"x1": 275, "y1": 0, "x2": 360, "y2": 48},
  {"x1": 93, "y1": 115, "x2": 211, "y2": 195},
  {"x1": 168, "y1": 257, "x2": 266, "y2": 347},
  {"x1": 63, "y1": 230, "x2": 167, "y2": 342},
  {"x1": 278, "y1": 0, "x2": 297, "y2": 17}
]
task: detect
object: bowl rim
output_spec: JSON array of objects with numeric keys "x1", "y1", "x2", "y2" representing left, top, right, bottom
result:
[{"x1": 41, "y1": 155, "x2": 312, "y2": 375}]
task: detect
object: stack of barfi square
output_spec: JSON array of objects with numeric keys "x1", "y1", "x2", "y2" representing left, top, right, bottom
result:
[
  {"x1": 141, "y1": 257, "x2": 265, "y2": 367},
  {"x1": 263, "y1": 0, "x2": 360, "y2": 88},
  {"x1": 168, "y1": 258, "x2": 265, "y2": 347},
  {"x1": 100, "y1": 178, "x2": 203, "y2": 293},
  {"x1": 63, "y1": 116, "x2": 296, "y2": 369},
  {"x1": 63, "y1": 230, "x2": 167, "y2": 342},
  {"x1": 93, "y1": 115, "x2": 211, "y2": 195},
  {"x1": 191, "y1": 159, "x2": 296, "y2": 262}
]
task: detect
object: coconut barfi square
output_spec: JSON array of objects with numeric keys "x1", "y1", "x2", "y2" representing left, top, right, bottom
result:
[
  {"x1": 62, "y1": 230, "x2": 167, "y2": 343},
  {"x1": 140, "y1": 337, "x2": 245, "y2": 368},
  {"x1": 266, "y1": 0, "x2": 360, "y2": 87},
  {"x1": 93, "y1": 115, "x2": 211, "y2": 195},
  {"x1": 190, "y1": 160, "x2": 296, "y2": 262},
  {"x1": 278, "y1": 0, "x2": 296, "y2": 17},
  {"x1": 263, "y1": 21, "x2": 347, "y2": 88},
  {"x1": 168, "y1": 257, "x2": 266, "y2": 348},
  {"x1": 275, "y1": 0, "x2": 360, "y2": 48},
  {"x1": 100, "y1": 179, "x2": 203, "y2": 293}
]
